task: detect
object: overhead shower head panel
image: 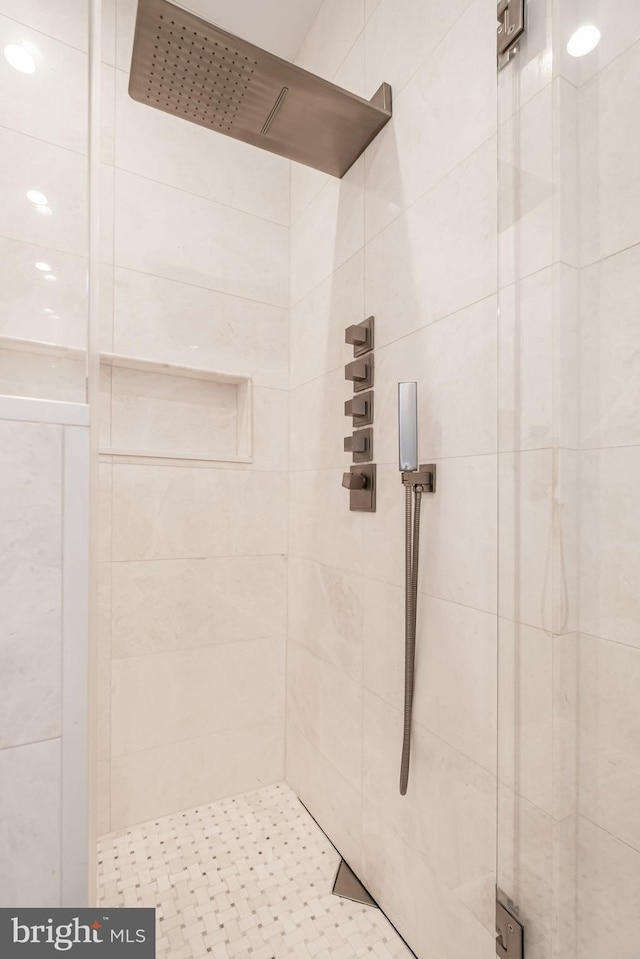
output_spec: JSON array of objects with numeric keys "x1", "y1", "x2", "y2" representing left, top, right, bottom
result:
[{"x1": 128, "y1": 0, "x2": 392, "y2": 178}]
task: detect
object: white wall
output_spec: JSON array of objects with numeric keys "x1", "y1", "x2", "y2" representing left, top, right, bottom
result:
[
  {"x1": 97, "y1": 0, "x2": 290, "y2": 831},
  {"x1": 286, "y1": 2, "x2": 499, "y2": 957},
  {"x1": 0, "y1": 399, "x2": 90, "y2": 907}
]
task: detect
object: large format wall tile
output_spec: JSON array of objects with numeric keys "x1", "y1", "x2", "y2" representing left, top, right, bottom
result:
[
  {"x1": 0, "y1": 127, "x2": 88, "y2": 258},
  {"x1": 365, "y1": 0, "x2": 495, "y2": 241},
  {"x1": 289, "y1": 367, "x2": 350, "y2": 472},
  {"x1": 579, "y1": 244, "x2": 640, "y2": 450},
  {"x1": 110, "y1": 719, "x2": 284, "y2": 829},
  {"x1": 287, "y1": 642, "x2": 363, "y2": 790},
  {"x1": 498, "y1": 84, "x2": 554, "y2": 287},
  {"x1": 372, "y1": 295, "x2": 498, "y2": 464},
  {"x1": 0, "y1": 237, "x2": 88, "y2": 348},
  {"x1": 498, "y1": 621, "x2": 554, "y2": 815},
  {"x1": 366, "y1": 138, "x2": 497, "y2": 349},
  {"x1": 0, "y1": 16, "x2": 87, "y2": 154},
  {"x1": 112, "y1": 465, "x2": 230, "y2": 561},
  {"x1": 365, "y1": 0, "x2": 473, "y2": 96},
  {"x1": 112, "y1": 556, "x2": 286, "y2": 658},
  {"x1": 294, "y1": 0, "x2": 364, "y2": 81},
  {"x1": 412, "y1": 596, "x2": 497, "y2": 773},
  {"x1": 363, "y1": 585, "x2": 497, "y2": 773},
  {"x1": 579, "y1": 447, "x2": 640, "y2": 649},
  {"x1": 113, "y1": 71, "x2": 289, "y2": 226},
  {"x1": 578, "y1": 633, "x2": 640, "y2": 852},
  {"x1": 288, "y1": 468, "x2": 363, "y2": 573},
  {"x1": 250, "y1": 388, "x2": 289, "y2": 472},
  {"x1": 289, "y1": 250, "x2": 364, "y2": 389},
  {"x1": 290, "y1": 157, "x2": 364, "y2": 306},
  {"x1": 363, "y1": 458, "x2": 497, "y2": 614},
  {"x1": 0, "y1": 740, "x2": 61, "y2": 907},
  {"x1": 579, "y1": 43, "x2": 640, "y2": 265},
  {"x1": 112, "y1": 268, "x2": 288, "y2": 391},
  {"x1": 361, "y1": 802, "x2": 495, "y2": 959},
  {"x1": 288, "y1": 556, "x2": 363, "y2": 683},
  {"x1": 572, "y1": 0, "x2": 640, "y2": 85},
  {"x1": 497, "y1": 787, "x2": 556, "y2": 959},
  {"x1": 499, "y1": 449, "x2": 577, "y2": 635},
  {"x1": 576, "y1": 816, "x2": 640, "y2": 959},
  {"x1": 363, "y1": 692, "x2": 495, "y2": 930},
  {"x1": 0, "y1": 0, "x2": 89, "y2": 51},
  {"x1": 113, "y1": 170, "x2": 289, "y2": 307},
  {"x1": 111, "y1": 637, "x2": 285, "y2": 756},
  {"x1": 0, "y1": 421, "x2": 62, "y2": 750},
  {"x1": 285, "y1": 723, "x2": 362, "y2": 870},
  {"x1": 112, "y1": 465, "x2": 287, "y2": 561}
]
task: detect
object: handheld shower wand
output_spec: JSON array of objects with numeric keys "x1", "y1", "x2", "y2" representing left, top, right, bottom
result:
[{"x1": 397, "y1": 384, "x2": 436, "y2": 795}]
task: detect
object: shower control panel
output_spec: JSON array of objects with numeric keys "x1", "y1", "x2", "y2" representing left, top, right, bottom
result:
[
  {"x1": 343, "y1": 317, "x2": 377, "y2": 510},
  {"x1": 345, "y1": 315, "x2": 374, "y2": 356},
  {"x1": 345, "y1": 391, "x2": 374, "y2": 425}
]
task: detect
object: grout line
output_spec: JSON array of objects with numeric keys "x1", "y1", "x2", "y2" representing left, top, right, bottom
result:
[
  {"x1": 289, "y1": 0, "x2": 479, "y2": 231},
  {"x1": 108, "y1": 552, "x2": 288, "y2": 563},
  {"x1": 110, "y1": 633, "x2": 287, "y2": 663},
  {"x1": 109, "y1": 714, "x2": 286, "y2": 763},
  {"x1": 107, "y1": 124, "x2": 290, "y2": 229},
  {"x1": 0, "y1": 120, "x2": 89, "y2": 160},
  {"x1": 107, "y1": 262, "x2": 289, "y2": 312},
  {"x1": 0, "y1": 734, "x2": 61, "y2": 754},
  {"x1": 364, "y1": 684, "x2": 498, "y2": 779},
  {"x1": 290, "y1": 130, "x2": 496, "y2": 309},
  {"x1": 0, "y1": 11, "x2": 90, "y2": 55},
  {"x1": 291, "y1": 288, "x2": 497, "y2": 391},
  {"x1": 579, "y1": 629, "x2": 640, "y2": 657},
  {"x1": 577, "y1": 812, "x2": 640, "y2": 859},
  {"x1": 0, "y1": 231, "x2": 88, "y2": 267}
]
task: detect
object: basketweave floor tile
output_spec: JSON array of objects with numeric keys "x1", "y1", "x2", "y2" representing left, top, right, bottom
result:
[{"x1": 97, "y1": 782, "x2": 415, "y2": 959}]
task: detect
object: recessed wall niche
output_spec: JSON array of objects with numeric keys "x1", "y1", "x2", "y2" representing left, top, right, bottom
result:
[{"x1": 100, "y1": 354, "x2": 252, "y2": 462}]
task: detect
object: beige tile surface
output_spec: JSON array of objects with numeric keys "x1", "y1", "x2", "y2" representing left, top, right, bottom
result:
[
  {"x1": 111, "y1": 556, "x2": 286, "y2": 658},
  {"x1": 0, "y1": 739, "x2": 61, "y2": 907},
  {"x1": 111, "y1": 637, "x2": 285, "y2": 756}
]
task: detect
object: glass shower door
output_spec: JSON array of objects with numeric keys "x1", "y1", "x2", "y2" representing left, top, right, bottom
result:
[{"x1": 497, "y1": 0, "x2": 640, "y2": 956}]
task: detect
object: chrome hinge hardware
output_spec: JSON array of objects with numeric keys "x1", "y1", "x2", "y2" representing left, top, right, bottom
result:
[
  {"x1": 496, "y1": 899, "x2": 524, "y2": 959},
  {"x1": 497, "y1": 0, "x2": 525, "y2": 66}
]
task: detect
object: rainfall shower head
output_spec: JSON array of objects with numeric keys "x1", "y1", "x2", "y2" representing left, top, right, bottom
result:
[{"x1": 128, "y1": 0, "x2": 392, "y2": 178}]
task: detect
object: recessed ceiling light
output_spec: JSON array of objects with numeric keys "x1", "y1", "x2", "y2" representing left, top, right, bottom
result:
[
  {"x1": 35, "y1": 205, "x2": 53, "y2": 216},
  {"x1": 567, "y1": 24, "x2": 601, "y2": 57},
  {"x1": 27, "y1": 189, "x2": 48, "y2": 205},
  {"x1": 4, "y1": 42, "x2": 37, "y2": 74},
  {"x1": 44, "y1": 274, "x2": 57, "y2": 281},
  {"x1": 35, "y1": 261, "x2": 51, "y2": 271}
]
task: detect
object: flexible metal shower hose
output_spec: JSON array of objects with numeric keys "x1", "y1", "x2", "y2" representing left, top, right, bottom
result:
[{"x1": 399, "y1": 482, "x2": 423, "y2": 795}]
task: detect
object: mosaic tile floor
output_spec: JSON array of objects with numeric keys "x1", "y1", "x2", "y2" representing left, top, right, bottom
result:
[{"x1": 97, "y1": 782, "x2": 415, "y2": 959}]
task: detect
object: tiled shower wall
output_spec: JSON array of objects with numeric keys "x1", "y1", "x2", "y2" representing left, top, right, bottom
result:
[
  {"x1": 98, "y1": 0, "x2": 290, "y2": 832},
  {"x1": 572, "y1": 1, "x2": 640, "y2": 954},
  {"x1": 286, "y1": 1, "x2": 499, "y2": 957},
  {"x1": 496, "y1": 3, "x2": 640, "y2": 958}
]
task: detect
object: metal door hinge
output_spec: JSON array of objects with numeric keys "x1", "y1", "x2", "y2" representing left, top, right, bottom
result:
[
  {"x1": 497, "y1": 0, "x2": 525, "y2": 67},
  {"x1": 496, "y1": 899, "x2": 524, "y2": 959}
]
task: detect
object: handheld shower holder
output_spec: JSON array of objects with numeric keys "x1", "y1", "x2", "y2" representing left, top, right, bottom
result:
[{"x1": 401, "y1": 464, "x2": 436, "y2": 492}]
